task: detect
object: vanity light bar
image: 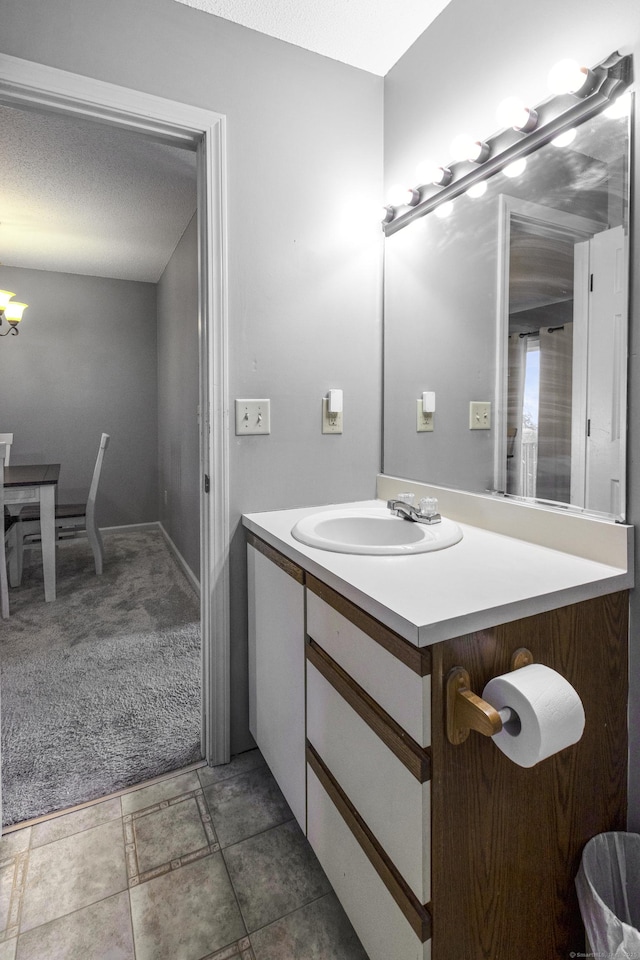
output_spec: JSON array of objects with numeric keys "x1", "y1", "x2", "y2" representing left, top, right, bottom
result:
[{"x1": 383, "y1": 50, "x2": 632, "y2": 237}]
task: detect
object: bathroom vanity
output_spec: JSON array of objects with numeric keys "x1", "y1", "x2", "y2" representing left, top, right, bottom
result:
[{"x1": 243, "y1": 477, "x2": 633, "y2": 960}]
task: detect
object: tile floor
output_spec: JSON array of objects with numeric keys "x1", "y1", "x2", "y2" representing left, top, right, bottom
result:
[{"x1": 0, "y1": 750, "x2": 369, "y2": 960}]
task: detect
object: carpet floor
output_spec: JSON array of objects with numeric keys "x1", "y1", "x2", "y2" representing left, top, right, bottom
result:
[{"x1": 0, "y1": 528, "x2": 201, "y2": 826}]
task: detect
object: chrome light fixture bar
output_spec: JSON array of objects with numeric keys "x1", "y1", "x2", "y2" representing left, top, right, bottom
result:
[{"x1": 383, "y1": 50, "x2": 632, "y2": 237}]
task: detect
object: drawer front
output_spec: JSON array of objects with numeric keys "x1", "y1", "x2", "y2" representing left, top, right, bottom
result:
[
  {"x1": 306, "y1": 590, "x2": 430, "y2": 747},
  {"x1": 307, "y1": 660, "x2": 430, "y2": 902},
  {"x1": 307, "y1": 763, "x2": 431, "y2": 960}
]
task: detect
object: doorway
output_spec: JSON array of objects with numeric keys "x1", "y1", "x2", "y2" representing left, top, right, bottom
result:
[
  {"x1": 0, "y1": 52, "x2": 230, "y2": 825},
  {"x1": 495, "y1": 196, "x2": 605, "y2": 508}
]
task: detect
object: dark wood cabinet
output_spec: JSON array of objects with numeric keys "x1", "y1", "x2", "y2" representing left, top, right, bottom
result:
[{"x1": 430, "y1": 591, "x2": 628, "y2": 959}]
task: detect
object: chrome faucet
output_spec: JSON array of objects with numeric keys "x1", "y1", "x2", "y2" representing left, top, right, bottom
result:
[{"x1": 387, "y1": 498, "x2": 441, "y2": 524}]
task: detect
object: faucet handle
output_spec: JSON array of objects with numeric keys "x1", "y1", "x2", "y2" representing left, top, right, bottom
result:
[
  {"x1": 418, "y1": 497, "x2": 438, "y2": 517},
  {"x1": 395, "y1": 492, "x2": 415, "y2": 505}
]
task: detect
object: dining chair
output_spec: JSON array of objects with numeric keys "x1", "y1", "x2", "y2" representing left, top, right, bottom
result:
[
  {"x1": 17, "y1": 433, "x2": 111, "y2": 578},
  {"x1": 0, "y1": 433, "x2": 14, "y2": 465}
]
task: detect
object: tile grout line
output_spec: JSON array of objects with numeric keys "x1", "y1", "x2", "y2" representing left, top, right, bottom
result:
[
  {"x1": 217, "y1": 814, "x2": 297, "y2": 854},
  {"x1": 3, "y1": 849, "x2": 29, "y2": 942},
  {"x1": 125, "y1": 788, "x2": 220, "y2": 888},
  {"x1": 246, "y1": 888, "x2": 336, "y2": 946},
  {"x1": 200, "y1": 937, "x2": 256, "y2": 960}
]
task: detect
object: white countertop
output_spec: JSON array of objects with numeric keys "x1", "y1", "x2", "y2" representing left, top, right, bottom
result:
[{"x1": 243, "y1": 499, "x2": 633, "y2": 647}]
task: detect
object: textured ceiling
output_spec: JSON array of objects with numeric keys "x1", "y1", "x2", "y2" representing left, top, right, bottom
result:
[
  {"x1": 1, "y1": 3, "x2": 451, "y2": 281},
  {"x1": 174, "y1": 0, "x2": 452, "y2": 76},
  {"x1": 0, "y1": 105, "x2": 197, "y2": 283}
]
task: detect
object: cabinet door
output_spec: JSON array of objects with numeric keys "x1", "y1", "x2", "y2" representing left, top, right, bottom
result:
[
  {"x1": 247, "y1": 542, "x2": 306, "y2": 829},
  {"x1": 430, "y1": 592, "x2": 628, "y2": 960}
]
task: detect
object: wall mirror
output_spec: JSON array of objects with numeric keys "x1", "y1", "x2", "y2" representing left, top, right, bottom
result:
[{"x1": 383, "y1": 85, "x2": 632, "y2": 521}]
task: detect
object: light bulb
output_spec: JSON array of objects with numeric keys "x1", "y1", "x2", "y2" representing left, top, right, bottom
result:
[
  {"x1": 435, "y1": 201, "x2": 454, "y2": 219},
  {"x1": 504, "y1": 158, "x2": 527, "y2": 178},
  {"x1": 3, "y1": 301, "x2": 27, "y2": 324},
  {"x1": 387, "y1": 184, "x2": 420, "y2": 207},
  {"x1": 0, "y1": 290, "x2": 16, "y2": 311},
  {"x1": 551, "y1": 128, "x2": 577, "y2": 148},
  {"x1": 548, "y1": 59, "x2": 593, "y2": 96},
  {"x1": 604, "y1": 92, "x2": 631, "y2": 119},
  {"x1": 466, "y1": 181, "x2": 488, "y2": 199},
  {"x1": 416, "y1": 161, "x2": 452, "y2": 186},
  {"x1": 496, "y1": 96, "x2": 538, "y2": 132},
  {"x1": 450, "y1": 134, "x2": 489, "y2": 164}
]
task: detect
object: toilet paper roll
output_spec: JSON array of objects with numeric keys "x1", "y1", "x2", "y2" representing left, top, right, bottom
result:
[{"x1": 482, "y1": 663, "x2": 585, "y2": 768}]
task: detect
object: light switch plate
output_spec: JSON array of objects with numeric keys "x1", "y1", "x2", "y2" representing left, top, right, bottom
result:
[
  {"x1": 469, "y1": 401, "x2": 491, "y2": 430},
  {"x1": 416, "y1": 400, "x2": 434, "y2": 432},
  {"x1": 235, "y1": 399, "x2": 271, "y2": 435},
  {"x1": 322, "y1": 397, "x2": 343, "y2": 434}
]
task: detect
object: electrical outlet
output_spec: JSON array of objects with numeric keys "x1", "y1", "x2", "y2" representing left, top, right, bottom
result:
[
  {"x1": 416, "y1": 400, "x2": 434, "y2": 432},
  {"x1": 469, "y1": 401, "x2": 491, "y2": 430},
  {"x1": 322, "y1": 397, "x2": 343, "y2": 434},
  {"x1": 235, "y1": 399, "x2": 271, "y2": 435}
]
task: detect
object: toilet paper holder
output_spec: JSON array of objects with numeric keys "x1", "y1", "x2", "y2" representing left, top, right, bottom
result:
[{"x1": 446, "y1": 647, "x2": 533, "y2": 745}]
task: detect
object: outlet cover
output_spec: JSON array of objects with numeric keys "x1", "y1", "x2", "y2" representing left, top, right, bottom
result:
[
  {"x1": 416, "y1": 400, "x2": 434, "y2": 432},
  {"x1": 469, "y1": 401, "x2": 491, "y2": 430},
  {"x1": 235, "y1": 399, "x2": 271, "y2": 435},
  {"x1": 322, "y1": 397, "x2": 343, "y2": 434}
]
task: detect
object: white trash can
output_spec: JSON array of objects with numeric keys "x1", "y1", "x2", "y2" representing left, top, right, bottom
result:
[{"x1": 575, "y1": 832, "x2": 640, "y2": 959}]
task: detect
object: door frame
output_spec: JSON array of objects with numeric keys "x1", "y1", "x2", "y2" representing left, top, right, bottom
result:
[
  {"x1": 0, "y1": 53, "x2": 231, "y2": 766},
  {"x1": 494, "y1": 194, "x2": 601, "y2": 500}
]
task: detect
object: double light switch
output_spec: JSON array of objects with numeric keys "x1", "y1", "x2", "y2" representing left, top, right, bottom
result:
[{"x1": 235, "y1": 399, "x2": 271, "y2": 435}]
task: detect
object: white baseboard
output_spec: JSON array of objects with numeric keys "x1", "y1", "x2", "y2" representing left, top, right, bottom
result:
[
  {"x1": 157, "y1": 523, "x2": 201, "y2": 597},
  {"x1": 104, "y1": 522, "x2": 200, "y2": 596},
  {"x1": 102, "y1": 522, "x2": 160, "y2": 534}
]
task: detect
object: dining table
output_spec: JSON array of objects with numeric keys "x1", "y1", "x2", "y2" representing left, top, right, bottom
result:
[{"x1": 4, "y1": 463, "x2": 60, "y2": 602}]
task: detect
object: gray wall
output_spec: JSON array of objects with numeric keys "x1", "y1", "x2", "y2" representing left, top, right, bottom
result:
[
  {"x1": 0, "y1": 264, "x2": 158, "y2": 525},
  {"x1": 384, "y1": 0, "x2": 640, "y2": 826},
  {"x1": 0, "y1": 0, "x2": 384, "y2": 753},
  {"x1": 383, "y1": 196, "x2": 498, "y2": 491},
  {"x1": 157, "y1": 214, "x2": 200, "y2": 579}
]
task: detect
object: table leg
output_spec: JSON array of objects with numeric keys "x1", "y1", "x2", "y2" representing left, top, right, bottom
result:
[{"x1": 39, "y1": 484, "x2": 57, "y2": 602}]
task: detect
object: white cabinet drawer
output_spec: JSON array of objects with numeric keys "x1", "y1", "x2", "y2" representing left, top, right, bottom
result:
[
  {"x1": 307, "y1": 659, "x2": 430, "y2": 902},
  {"x1": 306, "y1": 581, "x2": 431, "y2": 747},
  {"x1": 307, "y1": 762, "x2": 431, "y2": 960}
]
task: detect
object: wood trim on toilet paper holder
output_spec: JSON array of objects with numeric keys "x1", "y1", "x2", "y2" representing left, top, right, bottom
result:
[{"x1": 446, "y1": 647, "x2": 533, "y2": 745}]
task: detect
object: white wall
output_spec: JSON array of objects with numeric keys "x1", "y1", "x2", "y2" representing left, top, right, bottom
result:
[
  {"x1": 385, "y1": 0, "x2": 640, "y2": 827},
  {"x1": 0, "y1": 0, "x2": 384, "y2": 753},
  {"x1": 0, "y1": 264, "x2": 158, "y2": 525},
  {"x1": 157, "y1": 214, "x2": 200, "y2": 579}
]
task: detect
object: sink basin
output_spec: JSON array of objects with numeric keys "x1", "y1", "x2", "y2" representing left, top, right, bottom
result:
[{"x1": 291, "y1": 507, "x2": 463, "y2": 555}]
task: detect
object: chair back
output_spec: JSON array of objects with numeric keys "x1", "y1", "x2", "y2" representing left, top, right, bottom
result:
[
  {"x1": 85, "y1": 434, "x2": 110, "y2": 529},
  {"x1": 0, "y1": 434, "x2": 13, "y2": 465}
]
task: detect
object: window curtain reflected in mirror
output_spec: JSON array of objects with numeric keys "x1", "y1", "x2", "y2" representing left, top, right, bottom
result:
[
  {"x1": 537, "y1": 324, "x2": 573, "y2": 503},
  {"x1": 507, "y1": 325, "x2": 573, "y2": 502}
]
